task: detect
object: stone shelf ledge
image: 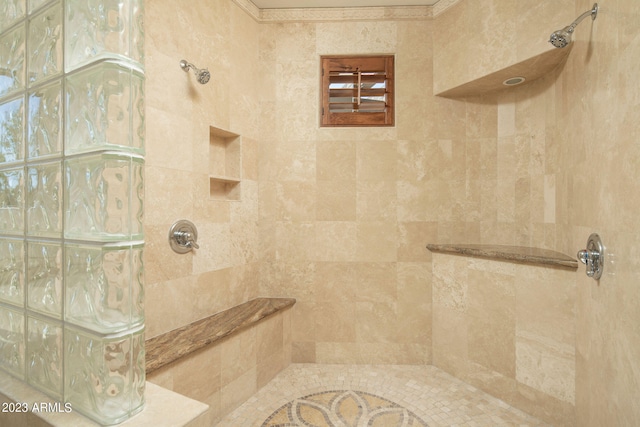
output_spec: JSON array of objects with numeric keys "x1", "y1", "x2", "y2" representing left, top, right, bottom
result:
[
  {"x1": 145, "y1": 297, "x2": 296, "y2": 374},
  {"x1": 426, "y1": 244, "x2": 578, "y2": 270},
  {"x1": 435, "y1": 45, "x2": 572, "y2": 98}
]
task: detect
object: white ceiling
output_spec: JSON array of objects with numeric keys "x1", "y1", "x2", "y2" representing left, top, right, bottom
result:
[{"x1": 251, "y1": 0, "x2": 440, "y2": 8}]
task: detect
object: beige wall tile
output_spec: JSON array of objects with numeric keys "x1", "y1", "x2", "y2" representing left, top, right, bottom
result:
[
  {"x1": 171, "y1": 346, "x2": 222, "y2": 403},
  {"x1": 397, "y1": 262, "x2": 431, "y2": 305},
  {"x1": 516, "y1": 266, "x2": 576, "y2": 347},
  {"x1": 144, "y1": 276, "x2": 198, "y2": 338},
  {"x1": 257, "y1": 351, "x2": 288, "y2": 389},
  {"x1": 356, "y1": 222, "x2": 398, "y2": 262},
  {"x1": 315, "y1": 300, "x2": 357, "y2": 342},
  {"x1": 275, "y1": 139, "x2": 317, "y2": 182},
  {"x1": 397, "y1": 140, "x2": 429, "y2": 181},
  {"x1": 356, "y1": 181, "x2": 397, "y2": 221},
  {"x1": 276, "y1": 222, "x2": 316, "y2": 261},
  {"x1": 467, "y1": 269, "x2": 516, "y2": 378},
  {"x1": 256, "y1": 314, "x2": 285, "y2": 361},
  {"x1": 314, "y1": 262, "x2": 357, "y2": 302},
  {"x1": 358, "y1": 343, "x2": 428, "y2": 365},
  {"x1": 353, "y1": 262, "x2": 397, "y2": 304},
  {"x1": 356, "y1": 141, "x2": 397, "y2": 182},
  {"x1": 220, "y1": 327, "x2": 257, "y2": 388},
  {"x1": 290, "y1": 301, "x2": 317, "y2": 343},
  {"x1": 355, "y1": 301, "x2": 398, "y2": 344},
  {"x1": 316, "y1": 342, "x2": 360, "y2": 364},
  {"x1": 398, "y1": 222, "x2": 437, "y2": 262},
  {"x1": 432, "y1": 303, "x2": 468, "y2": 378},
  {"x1": 220, "y1": 368, "x2": 258, "y2": 416},
  {"x1": 316, "y1": 181, "x2": 356, "y2": 221},
  {"x1": 276, "y1": 181, "x2": 316, "y2": 221},
  {"x1": 516, "y1": 331, "x2": 575, "y2": 404},
  {"x1": 465, "y1": 360, "x2": 517, "y2": 403},
  {"x1": 432, "y1": 253, "x2": 576, "y2": 426},
  {"x1": 242, "y1": 137, "x2": 259, "y2": 181},
  {"x1": 292, "y1": 341, "x2": 316, "y2": 363},
  {"x1": 397, "y1": 181, "x2": 431, "y2": 222},
  {"x1": 316, "y1": 141, "x2": 356, "y2": 181},
  {"x1": 513, "y1": 381, "x2": 576, "y2": 427},
  {"x1": 432, "y1": 254, "x2": 468, "y2": 312},
  {"x1": 314, "y1": 222, "x2": 357, "y2": 262}
]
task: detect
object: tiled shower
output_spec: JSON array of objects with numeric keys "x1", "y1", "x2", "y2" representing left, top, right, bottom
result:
[
  {"x1": 1, "y1": 0, "x2": 639, "y2": 425},
  {"x1": 0, "y1": 0, "x2": 145, "y2": 424}
]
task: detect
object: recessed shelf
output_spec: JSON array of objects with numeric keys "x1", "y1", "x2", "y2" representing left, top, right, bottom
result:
[
  {"x1": 209, "y1": 126, "x2": 241, "y2": 201},
  {"x1": 208, "y1": 175, "x2": 241, "y2": 184},
  {"x1": 209, "y1": 178, "x2": 241, "y2": 201}
]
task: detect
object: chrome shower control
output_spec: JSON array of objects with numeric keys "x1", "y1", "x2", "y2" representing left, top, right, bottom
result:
[
  {"x1": 169, "y1": 220, "x2": 199, "y2": 254},
  {"x1": 577, "y1": 233, "x2": 604, "y2": 280}
]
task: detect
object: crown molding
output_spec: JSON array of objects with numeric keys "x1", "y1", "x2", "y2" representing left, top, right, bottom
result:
[
  {"x1": 431, "y1": 0, "x2": 460, "y2": 16},
  {"x1": 260, "y1": 5, "x2": 431, "y2": 22},
  {"x1": 231, "y1": 0, "x2": 461, "y2": 23},
  {"x1": 232, "y1": 0, "x2": 262, "y2": 21}
]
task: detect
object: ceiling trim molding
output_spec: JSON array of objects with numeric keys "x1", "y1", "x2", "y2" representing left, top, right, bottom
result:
[
  {"x1": 233, "y1": 0, "x2": 262, "y2": 21},
  {"x1": 432, "y1": 0, "x2": 460, "y2": 16},
  {"x1": 261, "y1": 5, "x2": 431, "y2": 22},
  {"x1": 231, "y1": 0, "x2": 461, "y2": 23}
]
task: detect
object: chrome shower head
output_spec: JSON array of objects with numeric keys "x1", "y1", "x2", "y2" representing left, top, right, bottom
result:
[
  {"x1": 549, "y1": 3, "x2": 598, "y2": 48},
  {"x1": 180, "y1": 60, "x2": 211, "y2": 84},
  {"x1": 549, "y1": 26, "x2": 574, "y2": 48}
]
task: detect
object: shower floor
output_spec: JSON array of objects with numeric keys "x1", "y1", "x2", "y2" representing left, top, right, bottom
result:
[{"x1": 217, "y1": 364, "x2": 550, "y2": 426}]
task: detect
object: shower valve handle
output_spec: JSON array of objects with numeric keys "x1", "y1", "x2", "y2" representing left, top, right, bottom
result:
[
  {"x1": 175, "y1": 231, "x2": 199, "y2": 249},
  {"x1": 577, "y1": 233, "x2": 604, "y2": 280},
  {"x1": 577, "y1": 249, "x2": 598, "y2": 277},
  {"x1": 169, "y1": 220, "x2": 200, "y2": 254}
]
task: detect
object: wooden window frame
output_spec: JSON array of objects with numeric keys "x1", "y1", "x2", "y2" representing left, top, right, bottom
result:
[{"x1": 320, "y1": 55, "x2": 395, "y2": 127}]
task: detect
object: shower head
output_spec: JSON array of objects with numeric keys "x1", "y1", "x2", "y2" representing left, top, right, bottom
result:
[
  {"x1": 180, "y1": 60, "x2": 211, "y2": 84},
  {"x1": 549, "y1": 26, "x2": 574, "y2": 48},
  {"x1": 549, "y1": 3, "x2": 598, "y2": 48}
]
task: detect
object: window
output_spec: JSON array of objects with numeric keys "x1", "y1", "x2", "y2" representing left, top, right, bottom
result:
[{"x1": 320, "y1": 55, "x2": 394, "y2": 127}]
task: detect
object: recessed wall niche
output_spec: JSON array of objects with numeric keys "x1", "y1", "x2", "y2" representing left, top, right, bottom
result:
[{"x1": 209, "y1": 126, "x2": 241, "y2": 201}]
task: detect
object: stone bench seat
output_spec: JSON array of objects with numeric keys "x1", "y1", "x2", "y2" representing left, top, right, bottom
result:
[{"x1": 145, "y1": 297, "x2": 296, "y2": 374}]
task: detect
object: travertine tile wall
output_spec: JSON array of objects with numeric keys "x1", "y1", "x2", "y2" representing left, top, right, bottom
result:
[
  {"x1": 432, "y1": 253, "x2": 576, "y2": 426},
  {"x1": 258, "y1": 19, "x2": 436, "y2": 365},
  {"x1": 144, "y1": 0, "x2": 263, "y2": 339},
  {"x1": 256, "y1": 13, "x2": 569, "y2": 366},
  {"x1": 143, "y1": 0, "x2": 290, "y2": 423},
  {"x1": 143, "y1": 0, "x2": 640, "y2": 424},
  {"x1": 431, "y1": 0, "x2": 640, "y2": 425},
  {"x1": 558, "y1": 1, "x2": 640, "y2": 425}
]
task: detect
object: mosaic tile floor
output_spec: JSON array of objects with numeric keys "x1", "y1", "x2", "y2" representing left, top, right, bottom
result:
[
  {"x1": 262, "y1": 389, "x2": 428, "y2": 426},
  {"x1": 218, "y1": 364, "x2": 550, "y2": 427}
]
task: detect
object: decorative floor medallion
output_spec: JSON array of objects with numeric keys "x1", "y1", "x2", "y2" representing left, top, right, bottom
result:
[{"x1": 261, "y1": 389, "x2": 429, "y2": 427}]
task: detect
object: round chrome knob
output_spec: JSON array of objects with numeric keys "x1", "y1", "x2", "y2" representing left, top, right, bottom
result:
[
  {"x1": 577, "y1": 233, "x2": 604, "y2": 280},
  {"x1": 169, "y1": 220, "x2": 199, "y2": 254}
]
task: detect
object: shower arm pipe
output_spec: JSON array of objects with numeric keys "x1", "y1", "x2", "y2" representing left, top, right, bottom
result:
[
  {"x1": 180, "y1": 60, "x2": 197, "y2": 73},
  {"x1": 565, "y1": 4, "x2": 598, "y2": 34}
]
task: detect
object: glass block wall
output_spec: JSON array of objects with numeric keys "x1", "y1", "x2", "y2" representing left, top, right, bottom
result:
[{"x1": 0, "y1": 0, "x2": 145, "y2": 424}]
